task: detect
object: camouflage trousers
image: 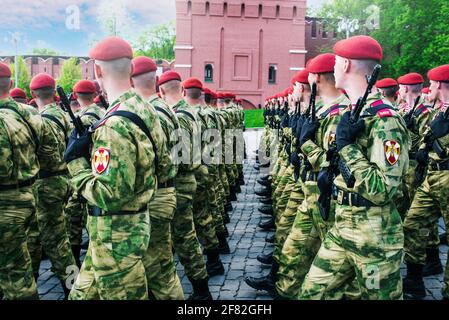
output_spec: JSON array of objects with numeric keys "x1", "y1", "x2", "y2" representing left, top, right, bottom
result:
[
  {"x1": 65, "y1": 192, "x2": 87, "y2": 246},
  {"x1": 27, "y1": 212, "x2": 42, "y2": 275},
  {"x1": 273, "y1": 165, "x2": 293, "y2": 214},
  {"x1": 208, "y1": 165, "x2": 226, "y2": 235},
  {"x1": 404, "y1": 169, "x2": 449, "y2": 298},
  {"x1": 193, "y1": 166, "x2": 219, "y2": 250},
  {"x1": 0, "y1": 200, "x2": 38, "y2": 300},
  {"x1": 143, "y1": 187, "x2": 184, "y2": 300},
  {"x1": 69, "y1": 211, "x2": 150, "y2": 300},
  {"x1": 35, "y1": 176, "x2": 75, "y2": 283},
  {"x1": 300, "y1": 202, "x2": 404, "y2": 300},
  {"x1": 219, "y1": 164, "x2": 230, "y2": 197},
  {"x1": 172, "y1": 172, "x2": 208, "y2": 281},
  {"x1": 273, "y1": 167, "x2": 297, "y2": 264}
]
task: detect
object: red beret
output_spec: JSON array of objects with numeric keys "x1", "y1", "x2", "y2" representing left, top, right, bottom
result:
[
  {"x1": 376, "y1": 78, "x2": 398, "y2": 88},
  {"x1": 89, "y1": 36, "x2": 133, "y2": 61},
  {"x1": 132, "y1": 56, "x2": 157, "y2": 77},
  {"x1": 226, "y1": 92, "x2": 236, "y2": 99},
  {"x1": 428, "y1": 65, "x2": 449, "y2": 82},
  {"x1": 183, "y1": 77, "x2": 203, "y2": 90},
  {"x1": 0, "y1": 62, "x2": 11, "y2": 78},
  {"x1": 10, "y1": 88, "x2": 27, "y2": 99},
  {"x1": 292, "y1": 69, "x2": 309, "y2": 85},
  {"x1": 217, "y1": 92, "x2": 226, "y2": 99},
  {"x1": 210, "y1": 91, "x2": 218, "y2": 99},
  {"x1": 30, "y1": 73, "x2": 55, "y2": 90},
  {"x1": 398, "y1": 73, "x2": 424, "y2": 85},
  {"x1": 288, "y1": 87, "x2": 294, "y2": 95},
  {"x1": 422, "y1": 87, "x2": 430, "y2": 94},
  {"x1": 158, "y1": 70, "x2": 182, "y2": 86},
  {"x1": 307, "y1": 53, "x2": 336, "y2": 74},
  {"x1": 334, "y1": 35, "x2": 383, "y2": 62},
  {"x1": 73, "y1": 80, "x2": 96, "y2": 94},
  {"x1": 203, "y1": 87, "x2": 212, "y2": 95}
]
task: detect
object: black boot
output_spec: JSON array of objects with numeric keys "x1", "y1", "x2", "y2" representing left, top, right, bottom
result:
[
  {"x1": 235, "y1": 184, "x2": 242, "y2": 194},
  {"x1": 222, "y1": 226, "x2": 230, "y2": 238},
  {"x1": 258, "y1": 217, "x2": 275, "y2": 231},
  {"x1": 403, "y1": 262, "x2": 426, "y2": 299},
  {"x1": 244, "y1": 262, "x2": 279, "y2": 295},
  {"x1": 187, "y1": 277, "x2": 213, "y2": 300},
  {"x1": 239, "y1": 172, "x2": 245, "y2": 186},
  {"x1": 230, "y1": 188, "x2": 238, "y2": 201},
  {"x1": 257, "y1": 178, "x2": 271, "y2": 187},
  {"x1": 257, "y1": 251, "x2": 274, "y2": 265},
  {"x1": 34, "y1": 273, "x2": 39, "y2": 282},
  {"x1": 255, "y1": 187, "x2": 271, "y2": 197},
  {"x1": 440, "y1": 233, "x2": 448, "y2": 245},
  {"x1": 258, "y1": 205, "x2": 273, "y2": 216},
  {"x1": 217, "y1": 233, "x2": 231, "y2": 254},
  {"x1": 225, "y1": 202, "x2": 233, "y2": 212},
  {"x1": 206, "y1": 249, "x2": 225, "y2": 277},
  {"x1": 60, "y1": 279, "x2": 71, "y2": 300},
  {"x1": 71, "y1": 245, "x2": 82, "y2": 269},
  {"x1": 266, "y1": 234, "x2": 275, "y2": 243},
  {"x1": 259, "y1": 197, "x2": 273, "y2": 205},
  {"x1": 259, "y1": 175, "x2": 270, "y2": 181},
  {"x1": 223, "y1": 211, "x2": 231, "y2": 224},
  {"x1": 423, "y1": 247, "x2": 443, "y2": 277}
]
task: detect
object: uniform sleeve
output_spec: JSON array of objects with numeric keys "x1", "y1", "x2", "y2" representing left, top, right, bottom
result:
[
  {"x1": 0, "y1": 121, "x2": 13, "y2": 180},
  {"x1": 339, "y1": 117, "x2": 409, "y2": 206},
  {"x1": 301, "y1": 139, "x2": 326, "y2": 171},
  {"x1": 67, "y1": 122, "x2": 137, "y2": 212},
  {"x1": 153, "y1": 116, "x2": 176, "y2": 183}
]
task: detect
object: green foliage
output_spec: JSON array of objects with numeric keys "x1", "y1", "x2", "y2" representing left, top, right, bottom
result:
[
  {"x1": 133, "y1": 21, "x2": 176, "y2": 61},
  {"x1": 316, "y1": 0, "x2": 449, "y2": 81},
  {"x1": 9, "y1": 56, "x2": 31, "y2": 98},
  {"x1": 57, "y1": 58, "x2": 82, "y2": 93},
  {"x1": 32, "y1": 48, "x2": 59, "y2": 56},
  {"x1": 244, "y1": 109, "x2": 265, "y2": 129}
]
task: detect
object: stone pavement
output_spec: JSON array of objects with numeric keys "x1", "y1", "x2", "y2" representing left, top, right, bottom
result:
[{"x1": 36, "y1": 129, "x2": 447, "y2": 300}]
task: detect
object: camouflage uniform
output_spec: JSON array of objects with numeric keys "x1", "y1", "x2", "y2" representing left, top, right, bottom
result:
[
  {"x1": 0, "y1": 99, "x2": 43, "y2": 300},
  {"x1": 36, "y1": 102, "x2": 76, "y2": 286},
  {"x1": 142, "y1": 95, "x2": 183, "y2": 300},
  {"x1": 300, "y1": 93, "x2": 409, "y2": 300},
  {"x1": 404, "y1": 103, "x2": 449, "y2": 299},
  {"x1": 65, "y1": 104, "x2": 106, "y2": 248},
  {"x1": 171, "y1": 99, "x2": 208, "y2": 282},
  {"x1": 69, "y1": 91, "x2": 172, "y2": 300}
]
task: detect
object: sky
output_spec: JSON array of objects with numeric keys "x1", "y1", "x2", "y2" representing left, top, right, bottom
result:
[{"x1": 0, "y1": 0, "x2": 330, "y2": 57}]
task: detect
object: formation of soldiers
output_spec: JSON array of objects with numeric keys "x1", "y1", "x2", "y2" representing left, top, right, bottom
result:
[
  {"x1": 246, "y1": 35, "x2": 449, "y2": 300},
  {"x1": 0, "y1": 36, "x2": 245, "y2": 300}
]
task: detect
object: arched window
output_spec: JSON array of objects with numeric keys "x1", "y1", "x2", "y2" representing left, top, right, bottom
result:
[
  {"x1": 322, "y1": 21, "x2": 328, "y2": 39},
  {"x1": 276, "y1": 5, "x2": 280, "y2": 18},
  {"x1": 259, "y1": 4, "x2": 263, "y2": 17},
  {"x1": 205, "y1": 64, "x2": 213, "y2": 82},
  {"x1": 187, "y1": 1, "x2": 192, "y2": 15},
  {"x1": 224, "y1": 2, "x2": 228, "y2": 16},
  {"x1": 241, "y1": 3, "x2": 245, "y2": 16},
  {"x1": 311, "y1": 20, "x2": 317, "y2": 38},
  {"x1": 293, "y1": 6, "x2": 297, "y2": 18},
  {"x1": 268, "y1": 65, "x2": 277, "y2": 84}
]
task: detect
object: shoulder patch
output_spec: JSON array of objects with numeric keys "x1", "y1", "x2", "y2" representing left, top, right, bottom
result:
[
  {"x1": 377, "y1": 109, "x2": 394, "y2": 118},
  {"x1": 330, "y1": 108, "x2": 340, "y2": 117},
  {"x1": 92, "y1": 147, "x2": 110, "y2": 175},
  {"x1": 384, "y1": 140, "x2": 401, "y2": 165}
]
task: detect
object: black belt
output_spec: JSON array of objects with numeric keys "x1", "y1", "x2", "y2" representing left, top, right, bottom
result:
[
  {"x1": 158, "y1": 180, "x2": 175, "y2": 189},
  {"x1": 88, "y1": 205, "x2": 147, "y2": 217},
  {"x1": 38, "y1": 169, "x2": 69, "y2": 179},
  {"x1": 430, "y1": 160, "x2": 449, "y2": 171},
  {"x1": 332, "y1": 187, "x2": 375, "y2": 208},
  {"x1": 0, "y1": 175, "x2": 38, "y2": 191}
]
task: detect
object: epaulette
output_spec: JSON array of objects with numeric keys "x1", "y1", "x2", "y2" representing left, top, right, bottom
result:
[
  {"x1": 363, "y1": 100, "x2": 396, "y2": 118},
  {"x1": 94, "y1": 104, "x2": 120, "y2": 129}
]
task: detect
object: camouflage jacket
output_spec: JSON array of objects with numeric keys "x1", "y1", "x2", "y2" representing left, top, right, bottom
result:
[
  {"x1": 149, "y1": 94, "x2": 179, "y2": 182},
  {"x1": 173, "y1": 99, "x2": 201, "y2": 172},
  {"x1": 79, "y1": 103, "x2": 106, "y2": 127},
  {"x1": 422, "y1": 103, "x2": 449, "y2": 163},
  {"x1": 68, "y1": 90, "x2": 172, "y2": 212},
  {"x1": 39, "y1": 103, "x2": 72, "y2": 173},
  {"x1": 335, "y1": 92, "x2": 410, "y2": 206},
  {"x1": 301, "y1": 95, "x2": 351, "y2": 172},
  {"x1": 0, "y1": 98, "x2": 44, "y2": 205},
  {"x1": 402, "y1": 96, "x2": 432, "y2": 154}
]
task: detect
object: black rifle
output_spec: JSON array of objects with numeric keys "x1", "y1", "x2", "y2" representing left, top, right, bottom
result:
[
  {"x1": 99, "y1": 94, "x2": 109, "y2": 110},
  {"x1": 57, "y1": 86, "x2": 85, "y2": 135},
  {"x1": 317, "y1": 64, "x2": 381, "y2": 220},
  {"x1": 415, "y1": 106, "x2": 449, "y2": 187},
  {"x1": 300, "y1": 83, "x2": 318, "y2": 181},
  {"x1": 403, "y1": 96, "x2": 421, "y2": 129}
]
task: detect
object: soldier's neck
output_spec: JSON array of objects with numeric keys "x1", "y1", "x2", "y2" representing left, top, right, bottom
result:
[
  {"x1": 135, "y1": 87, "x2": 156, "y2": 101},
  {"x1": 344, "y1": 80, "x2": 368, "y2": 105},
  {"x1": 319, "y1": 86, "x2": 342, "y2": 105},
  {"x1": 103, "y1": 80, "x2": 132, "y2": 104},
  {"x1": 439, "y1": 89, "x2": 449, "y2": 105}
]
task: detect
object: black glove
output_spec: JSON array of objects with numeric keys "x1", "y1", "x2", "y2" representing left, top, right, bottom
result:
[
  {"x1": 403, "y1": 113, "x2": 415, "y2": 130},
  {"x1": 294, "y1": 115, "x2": 306, "y2": 139},
  {"x1": 299, "y1": 119, "x2": 320, "y2": 147},
  {"x1": 336, "y1": 112, "x2": 365, "y2": 152},
  {"x1": 430, "y1": 113, "x2": 449, "y2": 139},
  {"x1": 416, "y1": 149, "x2": 429, "y2": 166},
  {"x1": 64, "y1": 129, "x2": 92, "y2": 164}
]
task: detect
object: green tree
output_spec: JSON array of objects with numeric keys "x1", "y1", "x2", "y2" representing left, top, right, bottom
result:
[
  {"x1": 133, "y1": 21, "x2": 176, "y2": 61},
  {"x1": 32, "y1": 48, "x2": 59, "y2": 56},
  {"x1": 57, "y1": 58, "x2": 82, "y2": 93},
  {"x1": 9, "y1": 56, "x2": 31, "y2": 98}
]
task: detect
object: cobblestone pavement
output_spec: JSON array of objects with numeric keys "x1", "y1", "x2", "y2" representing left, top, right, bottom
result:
[{"x1": 37, "y1": 129, "x2": 447, "y2": 300}]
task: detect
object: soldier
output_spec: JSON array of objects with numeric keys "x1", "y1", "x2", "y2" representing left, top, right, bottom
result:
[
  {"x1": 131, "y1": 56, "x2": 184, "y2": 300},
  {"x1": 66, "y1": 37, "x2": 172, "y2": 300},
  {"x1": 158, "y1": 71, "x2": 213, "y2": 300},
  {"x1": 403, "y1": 65, "x2": 449, "y2": 300},
  {"x1": 376, "y1": 78, "x2": 399, "y2": 107},
  {"x1": 299, "y1": 36, "x2": 409, "y2": 300},
  {"x1": 0, "y1": 62, "x2": 43, "y2": 300},
  {"x1": 31, "y1": 73, "x2": 76, "y2": 298},
  {"x1": 9, "y1": 87, "x2": 28, "y2": 104},
  {"x1": 65, "y1": 80, "x2": 106, "y2": 267}
]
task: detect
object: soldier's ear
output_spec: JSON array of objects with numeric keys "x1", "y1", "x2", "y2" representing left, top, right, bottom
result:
[
  {"x1": 343, "y1": 58, "x2": 351, "y2": 73},
  {"x1": 94, "y1": 64, "x2": 103, "y2": 79}
]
